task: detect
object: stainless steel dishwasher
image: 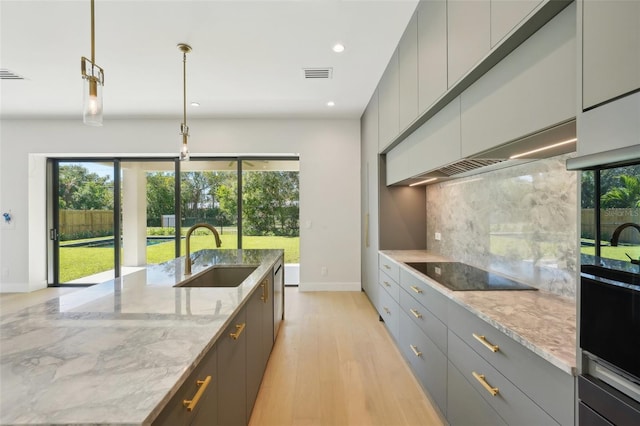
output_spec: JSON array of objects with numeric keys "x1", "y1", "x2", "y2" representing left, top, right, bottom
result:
[{"x1": 273, "y1": 257, "x2": 284, "y2": 339}]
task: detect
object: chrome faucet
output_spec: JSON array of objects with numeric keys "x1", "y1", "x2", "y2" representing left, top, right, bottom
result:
[
  {"x1": 184, "y1": 223, "x2": 222, "y2": 275},
  {"x1": 610, "y1": 222, "x2": 640, "y2": 265}
]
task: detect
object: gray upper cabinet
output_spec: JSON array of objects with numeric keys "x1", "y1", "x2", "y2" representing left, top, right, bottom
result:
[
  {"x1": 447, "y1": 0, "x2": 491, "y2": 87},
  {"x1": 378, "y1": 49, "x2": 400, "y2": 151},
  {"x1": 460, "y1": 2, "x2": 576, "y2": 158},
  {"x1": 399, "y1": 12, "x2": 419, "y2": 131},
  {"x1": 417, "y1": 0, "x2": 447, "y2": 114},
  {"x1": 386, "y1": 97, "x2": 460, "y2": 185},
  {"x1": 582, "y1": 0, "x2": 640, "y2": 110},
  {"x1": 490, "y1": 0, "x2": 542, "y2": 47}
]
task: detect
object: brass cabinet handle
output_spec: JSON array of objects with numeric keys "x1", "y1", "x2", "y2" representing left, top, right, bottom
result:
[
  {"x1": 230, "y1": 323, "x2": 246, "y2": 340},
  {"x1": 383, "y1": 281, "x2": 391, "y2": 287},
  {"x1": 472, "y1": 371, "x2": 499, "y2": 396},
  {"x1": 473, "y1": 333, "x2": 500, "y2": 353},
  {"x1": 410, "y1": 344, "x2": 422, "y2": 357},
  {"x1": 260, "y1": 281, "x2": 268, "y2": 303},
  {"x1": 384, "y1": 264, "x2": 391, "y2": 270},
  {"x1": 410, "y1": 308, "x2": 422, "y2": 319},
  {"x1": 183, "y1": 375, "x2": 212, "y2": 411},
  {"x1": 410, "y1": 285, "x2": 423, "y2": 294}
]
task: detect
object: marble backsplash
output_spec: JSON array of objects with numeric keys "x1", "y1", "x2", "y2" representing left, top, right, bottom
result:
[{"x1": 426, "y1": 154, "x2": 578, "y2": 298}]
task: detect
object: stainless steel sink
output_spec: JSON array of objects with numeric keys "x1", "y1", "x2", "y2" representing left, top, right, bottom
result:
[
  {"x1": 581, "y1": 265, "x2": 639, "y2": 285},
  {"x1": 175, "y1": 265, "x2": 258, "y2": 287}
]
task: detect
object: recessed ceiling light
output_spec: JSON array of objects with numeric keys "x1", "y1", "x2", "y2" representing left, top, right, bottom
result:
[
  {"x1": 332, "y1": 43, "x2": 345, "y2": 53},
  {"x1": 327, "y1": 101, "x2": 335, "y2": 107},
  {"x1": 190, "y1": 102, "x2": 200, "y2": 107}
]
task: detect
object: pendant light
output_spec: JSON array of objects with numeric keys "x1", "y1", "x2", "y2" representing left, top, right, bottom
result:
[
  {"x1": 80, "y1": 0, "x2": 104, "y2": 126},
  {"x1": 178, "y1": 43, "x2": 192, "y2": 161}
]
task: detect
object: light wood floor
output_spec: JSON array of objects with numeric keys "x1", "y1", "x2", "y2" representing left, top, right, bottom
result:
[{"x1": 249, "y1": 288, "x2": 444, "y2": 426}]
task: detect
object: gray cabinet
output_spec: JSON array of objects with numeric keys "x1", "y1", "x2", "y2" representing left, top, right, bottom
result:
[
  {"x1": 153, "y1": 345, "x2": 218, "y2": 426},
  {"x1": 378, "y1": 282, "x2": 400, "y2": 342},
  {"x1": 460, "y1": 3, "x2": 576, "y2": 157},
  {"x1": 399, "y1": 11, "x2": 419, "y2": 131},
  {"x1": 447, "y1": 361, "x2": 507, "y2": 426},
  {"x1": 490, "y1": 0, "x2": 542, "y2": 47},
  {"x1": 217, "y1": 308, "x2": 247, "y2": 426},
  {"x1": 582, "y1": 0, "x2": 640, "y2": 110},
  {"x1": 361, "y1": 93, "x2": 380, "y2": 311},
  {"x1": 246, "y1": 276, "x2": 274, "y2": 418},
  {"x1": 378, "y1": 50, "x2": 400, "y2": 151},
  {"x1": 417, "y1": 0, "x2": 447, "y2": 114},
  {"x1": 447, "y1": 0, "x2": 491, "y2": 87}
]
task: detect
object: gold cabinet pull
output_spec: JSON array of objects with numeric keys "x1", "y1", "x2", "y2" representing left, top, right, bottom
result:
[
  {"x1": 260, "y1": 281, "x2": 268, "y2": 303},
  {"x1": 183, "y1": 375, "x2": 212, "y2": 411},
  {"x1": 472, "y1": 371, "x2": 499, "y2": 396},
  {"x1": 384, "y1": 264, "x2": 391, "y2": 270},
  {"x1": 410, "y1": 285, "x2": 423, "y2": 294},
  {"x1": 383, "y1": 307, "x2": 391, "y2": 315},
  {"x1": 383, "y1": 281, "x2": 391, "y2": 287},
  {"x1": 410, "y1": 308, "x2": 422, "y2": 319},
  {"x1": 410, "y1": 344, "x2": 422, "y2": 357},
  {"x1": 473, "y1": 333, "x2": 500, "y2": 353},
  {"x1": 230, "y1": 323, "x2": 246, "y2": 340}
]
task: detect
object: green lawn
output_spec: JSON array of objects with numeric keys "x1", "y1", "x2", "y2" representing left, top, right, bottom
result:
[{"x1": 59, "y1": 235, "x2": 299, "y2": 283}]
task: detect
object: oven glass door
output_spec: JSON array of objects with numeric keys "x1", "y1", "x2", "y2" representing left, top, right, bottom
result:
[{"x1": 580, "y1": 276, "x2": 640, "y2": 381}]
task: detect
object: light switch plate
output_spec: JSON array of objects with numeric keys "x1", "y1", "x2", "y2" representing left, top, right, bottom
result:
[{"x1": 435, "y1": 232, "x2": 441, "y2": 241}]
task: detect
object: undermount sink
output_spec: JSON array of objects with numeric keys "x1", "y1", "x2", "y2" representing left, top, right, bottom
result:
[
  {"x1": 581, "y1": 264, "x2": 639, "y2": 286},
  {"x1": 175, "y1": 265, "x2": 258, "y2": 288}
]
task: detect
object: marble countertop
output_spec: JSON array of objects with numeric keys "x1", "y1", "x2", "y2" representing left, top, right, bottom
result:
[
  {"x1": 0, "y1": 249, "x2": 283, "y2": 425},
  {"x1": 380, "y1": 250, "x2": 577, "y2": 376}
]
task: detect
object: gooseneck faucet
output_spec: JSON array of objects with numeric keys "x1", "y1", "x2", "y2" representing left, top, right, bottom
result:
[
  {"x1": 184, "y1": 223, "x2": 222, "y2": 275},
  {"x1": 610, "y1": 222, "x2": 640, "y2": 265}
]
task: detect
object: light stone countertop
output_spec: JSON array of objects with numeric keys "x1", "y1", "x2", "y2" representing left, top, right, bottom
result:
[
  {"x1": 0, "y1": 249, "x2": 283, "y2": 426},
  {"x1": 380, "y1": 250, "x2": 577, "y2": 376}
]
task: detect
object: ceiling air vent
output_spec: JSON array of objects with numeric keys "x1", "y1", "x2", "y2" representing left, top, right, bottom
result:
[
  {"x1": 303, "y1": 68, "x2": 333, "y2": 79},
  {"x1": 437, "y1": 159, "x2": 507, "y2": 176},
  {"x1": 0, "y1": 69, "x2": 25, "y2": 80}
]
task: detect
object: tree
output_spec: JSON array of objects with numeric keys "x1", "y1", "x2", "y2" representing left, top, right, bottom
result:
[
  {"x1": 242, "y1": 171, "x2": 299, "y2": 236},
  {"x1": 59, "y1": 164, "x2": 113, "y2": 210},
  {"x1": 601, "y1": 174, "x2": 640, "y2": 208},
  {"x1": 146, "y1": 172, "x2": 175, "y2": 227}
]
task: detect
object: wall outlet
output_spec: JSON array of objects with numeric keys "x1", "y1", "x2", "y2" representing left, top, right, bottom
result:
[
  {"x1": 320, "y1": 266, "x2": 328, "y2": 276},
  {"x1": 435, "y1": 232, "x2": 441, "y2": 241}
]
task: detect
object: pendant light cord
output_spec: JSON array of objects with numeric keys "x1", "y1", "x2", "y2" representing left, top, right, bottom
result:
[
  {"x1": 90, "y1": 0, "x2": 95, "y2": 64},
  {"x1": 183, "y1": 51, "x2": 187, "y2": 128}
]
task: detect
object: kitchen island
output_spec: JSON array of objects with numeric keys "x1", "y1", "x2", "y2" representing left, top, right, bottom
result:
[{"x1": 0, "y1": 249, "x2": 283, "y2": 425}]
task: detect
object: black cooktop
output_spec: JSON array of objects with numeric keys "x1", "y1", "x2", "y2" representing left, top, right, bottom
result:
[{"x1": 404, "y1": 262, "x2": 537, "y2": 291}]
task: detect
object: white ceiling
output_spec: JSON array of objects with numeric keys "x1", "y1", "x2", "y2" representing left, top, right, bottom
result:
[{"x1": 0, "y1": 0, "x2": 418, "y2": 120}]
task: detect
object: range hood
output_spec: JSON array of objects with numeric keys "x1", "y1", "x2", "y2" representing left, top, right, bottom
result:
[{"x1": 402, "y1": 119, "x2": 577, "y2": 186}]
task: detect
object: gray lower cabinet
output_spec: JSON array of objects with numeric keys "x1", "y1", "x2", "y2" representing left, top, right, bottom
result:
[
  {"x1": 398, "y1": 308, "x2": 447, "y2": 415},
  {"x1": 447, "y1": 360, "x2": 507, "y2": 426},
  {"x1": 378, "y1": 282, "x2": 400, "y2": 342},
  {"x1": 153, "y1": 345, "x2": 218, "y2": 426},
  {"x1": 217, "y1": 308, "x2": 248, "y2": 426},
  {"x1": 246, "y1": 277, "x2": 274, "y2": 418}
]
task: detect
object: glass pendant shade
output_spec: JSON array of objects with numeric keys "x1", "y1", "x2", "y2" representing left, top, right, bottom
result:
[
  {"x1": 180, "y1": 133, "x2": 190, "y2": 161},
  {"x1": 83, "y1": 77, "x2": 103, "y2": 126}
]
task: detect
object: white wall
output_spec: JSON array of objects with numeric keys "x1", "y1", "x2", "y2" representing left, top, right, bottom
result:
[{"x1": 0, "y1": 118, "x2": 361, "y2": 292}]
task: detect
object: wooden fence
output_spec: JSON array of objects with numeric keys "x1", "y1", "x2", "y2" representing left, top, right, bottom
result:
[
  {"x1": 60, "y1": 210, "x2": 113, "y2": 238},
  {"x1": 582, "y1": 208, "x2": 640, "y2": 243}
]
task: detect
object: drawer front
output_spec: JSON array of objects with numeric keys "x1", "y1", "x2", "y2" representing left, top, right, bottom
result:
[
  {"x1": 379, "y1": 269, "x2": 400, "y2": 303},
  {"x1": 448, "y1": 330, "x2": 559, "y2": 426},
  {"x1": 399, "y1": 310, "x2": 447, "y2": 414},
  {"x1": 379, "y1": 254, "x2": 400, "y2": 282},
  {"x1": 399, "y1": 289, "x2": 447, "y2": 353},
  {"x1": 448, "y1": 361, "x2": 508, "y2": 426},
  {"x1": 447, "y1": 300, "x2": 574, "y2": 425},
  {"x1": 399, "y1": 268, "x2": 447, "y2": 320},
  {"x1": 378, "y1": 283, "x2": 400, "y2": 342}
]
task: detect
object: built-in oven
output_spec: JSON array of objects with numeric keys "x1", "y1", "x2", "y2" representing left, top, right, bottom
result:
[{"x1": 579, "y1": 265, "x2": 640, "y2": 425}]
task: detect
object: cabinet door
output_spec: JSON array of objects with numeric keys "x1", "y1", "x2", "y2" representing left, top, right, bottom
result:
[
  {"x1": 378, "y1": 49, "x2": 400, "y2": 151},
  {"x1": 399, "y1": 12, "x2": 419, "y2": 131},
  {"x1": 491, "y1": 0, "x2": 542, "y2": 47},
  {"x1": 417, "y1": 0, "x2": 447, "y2": 113},
  {"x1": 583, "y1": 0, "x2": 640, "y2": 109},
  {"x1": 447, "y1": 361, "x2": 507, "y2": 426},
  {"x1": 246, "y1": 283, "x2": 266, "y2": 417},
  {"x1": 217, "y1": 308, "x2": 247, "y2": 426},
  {"x1": 447, "y1": 0, "x2": 491, "y2": 87}
]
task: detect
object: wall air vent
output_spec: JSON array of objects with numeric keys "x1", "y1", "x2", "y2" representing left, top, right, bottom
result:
[
  {"x1": 0, "y1": 69, "x2": 25, "y2": 80},
  {"x1": 303, "y1": 68, "x2": 333, "y2": 79},
  {"x1": 437, "y1": 159, "x2": 507, "y2": 176}
]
